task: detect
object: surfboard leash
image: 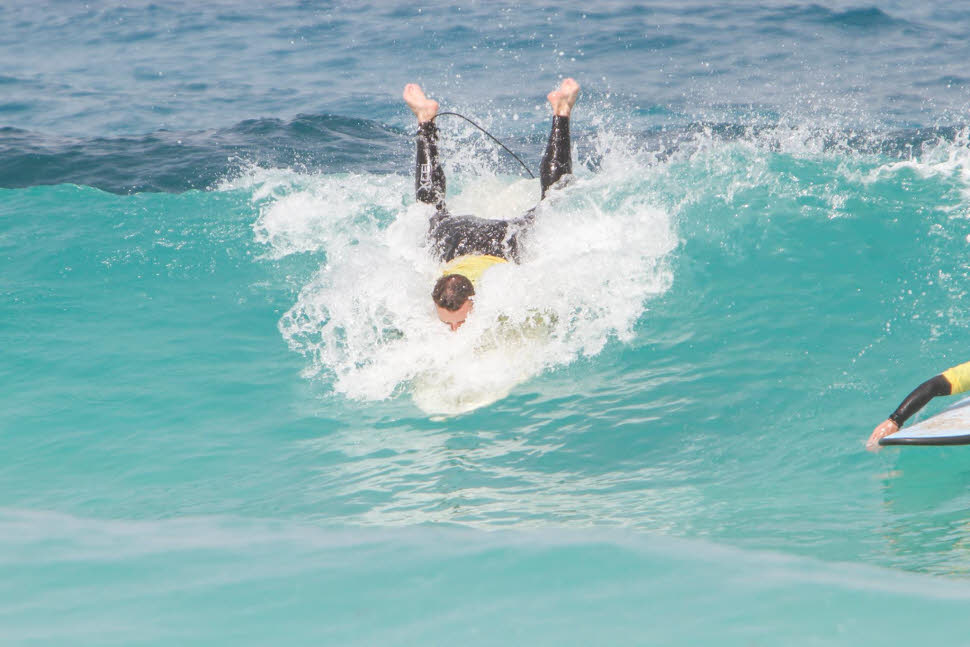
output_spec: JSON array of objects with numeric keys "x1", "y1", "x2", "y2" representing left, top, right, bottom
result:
[{"x1": 432, "y1": 111, "x2": 536, "y2": 179}]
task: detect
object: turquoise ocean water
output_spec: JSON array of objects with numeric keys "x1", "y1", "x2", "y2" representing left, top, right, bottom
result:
[{"x1": 6, "y1": 1, "x2": 970, "y2": 643}]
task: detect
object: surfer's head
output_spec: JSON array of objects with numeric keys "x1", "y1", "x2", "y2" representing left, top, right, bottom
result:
[{"x1": 433, "y1": 274, "x2": 475, "y2": 331}]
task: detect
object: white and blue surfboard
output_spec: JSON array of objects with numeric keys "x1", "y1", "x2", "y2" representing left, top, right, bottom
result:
[{"x1": 880, "y1": 395, "x2": 970, "y2": 446}]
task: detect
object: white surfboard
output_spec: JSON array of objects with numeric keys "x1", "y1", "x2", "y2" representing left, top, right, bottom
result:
[
  {"x1": 880, "y1": 395, "x2": 970, "y2": 446},
  {"x1": 410, "y1": 311, "x2": 557, "y2": 416}
]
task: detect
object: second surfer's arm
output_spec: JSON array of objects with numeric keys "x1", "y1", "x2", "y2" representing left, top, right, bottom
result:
[
  {"x1": 887, "y1": 374, "x2": 952, "y2": 427},
  {"x1": 866, "y1": 361, "x2": 970, "y2": 451}
]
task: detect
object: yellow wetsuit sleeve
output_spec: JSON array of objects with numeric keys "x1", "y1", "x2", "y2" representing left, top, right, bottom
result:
[
  {"x1": 441, "y1": 254, "x2": 508, "y2": 285},
  {"x1": 942, "y1": 361, "x2": 970, "y2": 395}
]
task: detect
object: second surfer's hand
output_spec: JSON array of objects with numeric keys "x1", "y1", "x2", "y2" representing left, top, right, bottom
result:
[{"x1": 867, "y1": 419, "x2": 899, "y2": 452}]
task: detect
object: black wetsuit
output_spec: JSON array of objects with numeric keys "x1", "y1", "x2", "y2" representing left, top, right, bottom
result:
[
  {"x1": 415, "y1": 115, "x2": 572, "y2": 263},
  {"x1": 888, "y1": 374, "x2": 953, "y2": 426}
]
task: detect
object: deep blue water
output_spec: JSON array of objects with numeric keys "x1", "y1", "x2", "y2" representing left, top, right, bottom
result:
[{"x1": 5, "y1": 1, "x2": 970, "y2": 644}]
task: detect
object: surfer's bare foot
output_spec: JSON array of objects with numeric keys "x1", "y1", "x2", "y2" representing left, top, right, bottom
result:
[
  {"x1": 403, "y1": 83, "x2": 439, "y2": 124},
  {"x1": 548, "y1": 78, "x2": 580, "y2": 117}
]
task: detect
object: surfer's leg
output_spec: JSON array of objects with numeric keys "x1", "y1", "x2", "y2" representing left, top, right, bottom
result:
[
  {"x1": 540, "y1": 77, "x2": 580, "y2": 199},
  {"x1": 505, "y1": 78, "x2": 581, "y2": 252},
  {"x1": 404, "y1": 83, "x2": 446, "y2": 211}
]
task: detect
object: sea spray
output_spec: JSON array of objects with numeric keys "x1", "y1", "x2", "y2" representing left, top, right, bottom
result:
[{"x1": 245, "y1": 128, "x2": 677, "y2": 413}]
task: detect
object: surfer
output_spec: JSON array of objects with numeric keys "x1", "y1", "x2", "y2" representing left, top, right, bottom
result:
[
  {"x1": 867, "y1": 360, "x2": 970, "y2": 450},
  {"x1": 403, "y1": 78, "x2": 580, "y2": 330}
]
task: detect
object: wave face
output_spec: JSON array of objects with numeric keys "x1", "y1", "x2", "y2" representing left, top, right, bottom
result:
[{"x1": 8, "y1": 1, "x2": 970, "y2": 644}]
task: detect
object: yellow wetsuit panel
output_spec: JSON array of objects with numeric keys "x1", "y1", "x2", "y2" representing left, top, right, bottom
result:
[
  {"x1": 442, "y1": 254, "x2": 508, "y2": 285},
  {"x1": 943, "y1": 361, "x2": 970, "y2": 395}
]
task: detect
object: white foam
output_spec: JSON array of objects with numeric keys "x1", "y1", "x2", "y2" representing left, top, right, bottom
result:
[
  {"x1": 245, "y1": 133, "x2": 676, "y2": 414},
  {"x1": 867, "y1": 129, "x2": 970, "y2": 201},
  {"x1": 244, "y1": 171, "x2": 410, "y2": 259}
]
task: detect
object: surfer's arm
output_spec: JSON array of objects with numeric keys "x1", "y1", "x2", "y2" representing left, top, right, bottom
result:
[
  {"x1": 866, "y1": 373, "x2": 954, "y2": 451},
  {"x1": 887, "y1": 374, "x2": 953, "y2": 427}
]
